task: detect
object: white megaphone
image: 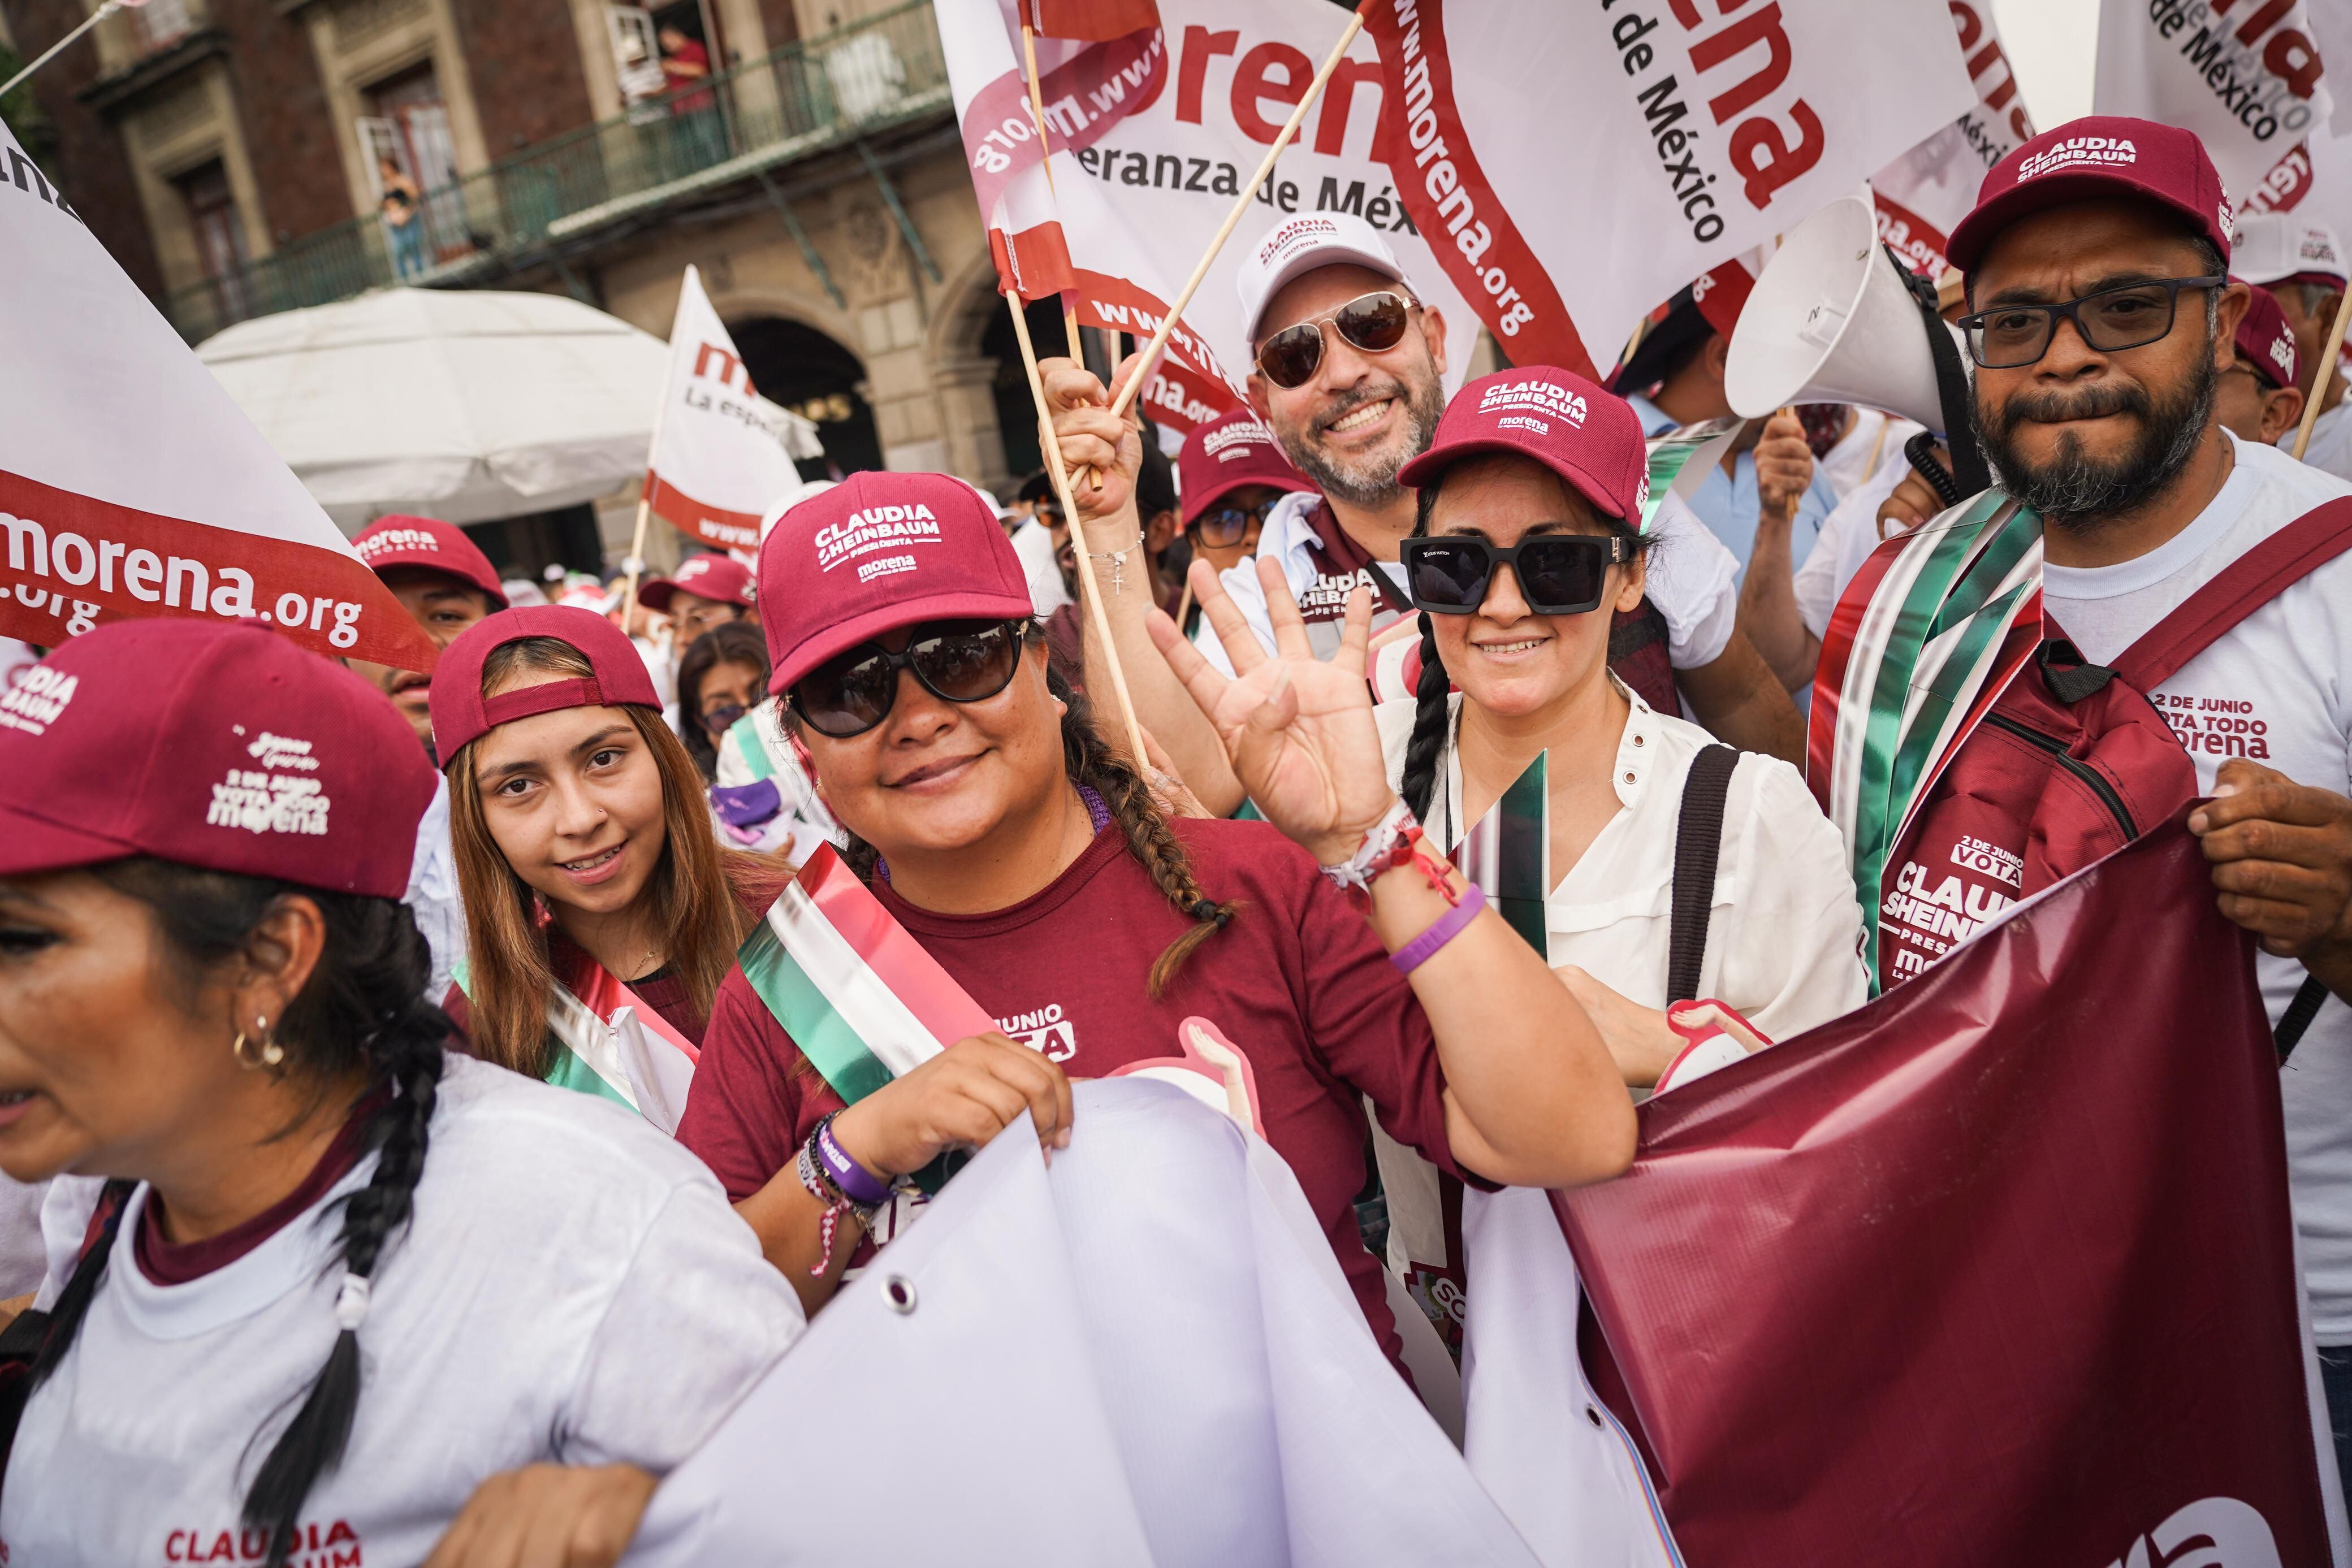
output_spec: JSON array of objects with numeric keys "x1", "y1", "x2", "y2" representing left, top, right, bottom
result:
[{"x1": 1724, "y1": 190, "x2": 1958, "y2": 432}]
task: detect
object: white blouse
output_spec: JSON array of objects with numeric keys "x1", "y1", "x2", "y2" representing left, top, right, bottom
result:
[{"x1": 1374, "y1": 678, "x2": 1868, "y2": 1035}]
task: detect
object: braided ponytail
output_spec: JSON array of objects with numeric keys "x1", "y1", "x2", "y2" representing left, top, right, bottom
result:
[
  {"x1": 1398, "y1": 611, "x2": 1451, "y2": 824},
  {"x1": 33, "y1": 861, "x2": 449, "y2": 1568}
]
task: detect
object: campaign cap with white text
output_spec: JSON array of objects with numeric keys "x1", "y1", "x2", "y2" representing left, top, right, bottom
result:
[
  {"x1": 759, "y1": 471, "x2": 1032, "y2": 695},
  {"x1": 352, "y1": 515, "x2": 509, "y2": 609},
  {"x1": 1396, "y1": 367, "x2": 1648, "y2": 523},
  {"x1": 1235, "y1": 211, "x2": 1413, "y2": 348},
  {"x1": 2236, "y1": 282, "x2": 2301, "y2": 392},
  {"x1": 1947, "y1": 117, "x2": 2233, "y2": 276},
  {"x1": 1178, "y1": 410, "x2": 1313, "y2": 528},
  {"x1": 2232, "y1": 213, "x2": 2347, "y2": 290},
  {"x1": 638, "y1": 552, "x2": 755, "y2": 613},
  {"x1": 0, "y1": 619, "x2": 436, "y2": 897},
  {"x1": 429, "y1": 604, "x2": 662, "y2": 760}
]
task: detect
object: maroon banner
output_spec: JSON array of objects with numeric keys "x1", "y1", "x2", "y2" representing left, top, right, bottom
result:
[{"x1": 1559, "y1": 813, "x2": 2331, "y2": 1567}]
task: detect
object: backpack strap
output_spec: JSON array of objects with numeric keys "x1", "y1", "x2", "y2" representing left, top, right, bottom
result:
[
  {"x1": 2277, "y1": 976, "x2": 2332, "y2": 1064},
  {"x1": 1667, "y1": 745, "x2": 1741, "y2": 1004},
  {"x1": 2112, "y1": 497, "x2": 2352, "y2": 694}
]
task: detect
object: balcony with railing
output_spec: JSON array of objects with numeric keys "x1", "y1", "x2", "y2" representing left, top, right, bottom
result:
[{"x1": 165, "y1": 1, "x2": 950, "y2": 342}]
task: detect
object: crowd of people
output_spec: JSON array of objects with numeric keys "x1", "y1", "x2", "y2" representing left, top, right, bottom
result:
[{"x1": 2, "y1": 111, "x2": 2351, "y2": 1564}]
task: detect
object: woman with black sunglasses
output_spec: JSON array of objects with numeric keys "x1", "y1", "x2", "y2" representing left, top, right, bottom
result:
[{"x1": 677, "y1": 472, "x2": 1637, "y2": 1355}]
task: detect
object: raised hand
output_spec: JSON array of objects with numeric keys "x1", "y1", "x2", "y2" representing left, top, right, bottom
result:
[
  {"x1": 1753, "y1": 409, "x2": 1814, "y2": 526},
  {"x1": 1036, "y1": 352, "x2": 1146, "y2": 525},
  {"x1": 1144, "y1": 553, "x2": 1400, "y2": 865}
]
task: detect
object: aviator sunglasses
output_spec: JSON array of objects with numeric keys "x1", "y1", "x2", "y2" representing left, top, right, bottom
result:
[
  {"x1": 1253, "y1": 290, "x2": 1417, "y2": 389},
  {"x1": 788, "y1": 618, "x2": 1029, "y2": 739},
  {"x1": 1400, "y1": 534, "x2": 1635, "y2": 617}
]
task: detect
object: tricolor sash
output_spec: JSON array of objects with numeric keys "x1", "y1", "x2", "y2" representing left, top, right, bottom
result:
[
  {"x1": 1641, "y1": 418, "x2": 1742, "y2": 532},
  {"x1": 1450, "y1": 753, "x2": 1549, "y2": 953},
  {"x1": 1808, "y1": 492, "x2": 2044, "y2": 993},
  {"x1": 452, "y1": 957, "x2": 701, "y2": 1135}
]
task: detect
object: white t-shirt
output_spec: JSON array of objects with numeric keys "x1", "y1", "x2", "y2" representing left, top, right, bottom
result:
[
  {"x1": 1374, "y1": 679, "x2": 1866, "y2": 1567},
  {"x1": 1200, "y1": 490, "x2": 1741, "y2": 678},
  {"x1": 1795, "y1": 439, "x2": 1917, "y2": 640},
  {"x1": 1011, "y1": 517, "x2": 1073, "y2": 618},
  {"x1": 4, "y1": 1056, "x2": 803, "y2": 1566},
  {"x1": 1817, "y1": 410, "x2": 1923, "y2": 503},
  {"x1": 2044, "y1": 431, "x2": 2352, "y2": 1339}
]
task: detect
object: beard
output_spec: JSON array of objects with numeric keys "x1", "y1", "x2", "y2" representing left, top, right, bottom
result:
[
  {"x1": 1269, "y1": 362, "x2": 1447, "y2": 509},
  {"x1": 1971, "y1": 353, "x2": 2216, "y2": 531}
]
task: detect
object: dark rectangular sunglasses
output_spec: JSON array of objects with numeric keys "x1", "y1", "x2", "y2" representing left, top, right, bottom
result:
[
  {"x1": 788, "y1": 618, "x2": 1028, "y2": 739},
  {"x1": 1253, "y1": 290, "x2": 1416, "y2": 389},
  {"x1": 1400, "y1": 534, "x2": 1634, "y2": 616}
]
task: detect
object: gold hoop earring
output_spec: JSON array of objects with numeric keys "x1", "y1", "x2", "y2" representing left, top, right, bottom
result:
[{"x1": 232, "y1": 1016, "x2": 286, "y2": 1071}]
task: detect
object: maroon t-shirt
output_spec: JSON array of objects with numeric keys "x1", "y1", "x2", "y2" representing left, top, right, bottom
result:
[
  {"x1": 135, "y1": 1089, "x2": 384, "y2": 1285},
  {"x1": 677, "y1": 816, "x2": 1482, "y2": 1367}
]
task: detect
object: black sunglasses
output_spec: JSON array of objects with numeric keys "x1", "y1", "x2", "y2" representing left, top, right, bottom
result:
[
  {"x1": 1191, "y1": 496, "x2": 1280, "y2": 548},
  {"x1": 788, "y1": 618, "x2": 1029, "y2": 739},
  {"x1": 1957, "y1": 275, "x2": 2227, "y2": 369},
  {"x1": 1254, "y1": 291, "x2": 1416, "y2": 389},
  {"x1": 1400, "y1": 534, "x2": 1634, "y2": 617}
]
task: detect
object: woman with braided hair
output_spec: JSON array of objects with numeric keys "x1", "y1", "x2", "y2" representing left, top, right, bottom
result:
[
  {"x1": 680, "y1": 473, "x2": 1636, "y2": 1361},
  {"x1": 0, "y1": 621, "x2": 799, "y2": 1567}
]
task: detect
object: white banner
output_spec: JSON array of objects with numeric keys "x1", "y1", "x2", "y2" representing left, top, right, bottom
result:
[
  {"x1": 1871, "y1": 0, "x2": 2036, "y2": 279},
  {"x1": 1360, "y1": 0, "x2": 1975, "y2": 379},
  {"x1": 942, "y1": 0, "x2": 1481, "y2": 436},
  {"x1": 644, "y1": 265, "x2": 820, "y2": 555},
  {"x1": 0, "y1": 125, "x2": 436, "y2": 670},
  {"x1": 2095, "y1": 0, "x2": 2337, "y2": 218}
]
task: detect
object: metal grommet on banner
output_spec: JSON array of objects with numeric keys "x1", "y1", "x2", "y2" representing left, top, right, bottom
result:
[
  {"x1": 1585, "y1": 1405, "x2": 1605, "y2": 1430},
  {"x1": 883, "y1": 1275, "x2": 917, "y2": 1314}
]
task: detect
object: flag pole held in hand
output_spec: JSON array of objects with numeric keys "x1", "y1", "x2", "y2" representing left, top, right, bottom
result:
[{"x1": 2293, "y1": 285, "x2": 2352, "y2": 461}]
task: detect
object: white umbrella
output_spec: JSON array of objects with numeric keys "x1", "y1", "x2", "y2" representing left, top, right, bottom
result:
[{"x1": 196, "y1": 287, "x2": 820, "y2": 530}]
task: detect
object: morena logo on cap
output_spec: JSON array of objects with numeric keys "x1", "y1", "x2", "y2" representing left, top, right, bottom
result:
[
  {"x1": 813, "y1": 503, "x2": 943, "y2": 577},
  {"x1": 2303, "y1": 231, "x2": 2344, "y2": 268},
  {"x1": 0, "y1": 665, "x2": 77, "y2": 737},
  {"x1": 2017, "y1": 136, "x2": 2138, "y2": 181},
  {"x1": 354, "y1": 527, "x2": 441, "y2": 561},
  {"x1": 1478, "y1": 377, "x2": 1588, "y2": 428},
  {"x1": 1257, "y1": 216, "x2": 1340, "y2": 265},
  {"x1": 2272, "y1": 328, "x2": 2298, "y2": 380},
  {"x1": 207, "y1": 726, "x2": 331, "y2": 838}
]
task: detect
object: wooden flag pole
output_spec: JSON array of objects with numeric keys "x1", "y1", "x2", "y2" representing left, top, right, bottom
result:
[
  {"x1": 1017, "y1": 15, "x2": 1085, "y2": 358},
  {"x1": 1093, "y1": 4, "x2": 1368, "y2": 445},
  {"x1": 1005, "y1": 290, "x2": 1151, "y2": 763},
  {"x1": 2293, "y1": 291, "x2": 2352, "y2": 461},
  {"x1": 619, "y1": 372, "x2": 677, "y2": 621}
]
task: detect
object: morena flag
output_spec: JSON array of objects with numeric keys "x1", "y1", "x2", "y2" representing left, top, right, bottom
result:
[
  {"x1": 0, "y1": 124, "x2": 436, "y2": 672},
  {"x1": 1870, "y1": 0, "x2": 2036, "y2": 279}
]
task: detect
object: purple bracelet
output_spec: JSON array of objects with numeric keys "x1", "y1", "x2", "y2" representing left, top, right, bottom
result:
[
  {"x1": 814, "y1": 1112, "x2": 893, "y2": 1206},
  {"x1": 1390, "y1": 883, "x2": 1488, "y2": 975}
]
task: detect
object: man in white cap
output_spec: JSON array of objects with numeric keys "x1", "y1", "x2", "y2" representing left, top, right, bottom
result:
[
  {"x1": 2234, "y1": 212, "x2": 2352, "y2": 478},
  {"x1": 1042, "y1": 213, "x2": 1800, "y2": 814}
]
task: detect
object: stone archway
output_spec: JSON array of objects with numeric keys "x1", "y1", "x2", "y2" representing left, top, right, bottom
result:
[{"x1": 729, "y1": 315, "x2": 884, "y2": 477}]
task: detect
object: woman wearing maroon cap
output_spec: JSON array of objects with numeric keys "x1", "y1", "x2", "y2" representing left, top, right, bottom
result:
[
  {"x1": 430, "y1": 607, "x2": 786, "y2": 1112},
  {"x1": 0, "y1": 620, "x2": 798, "y2": 1566},
  {"x1": 678, "y1": 471, "x2": 1635, "y2": 1358}
]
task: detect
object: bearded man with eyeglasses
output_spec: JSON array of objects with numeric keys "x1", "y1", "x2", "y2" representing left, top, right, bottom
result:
[{"x1": 1041, "y1": 211, "x2": 1802, "y2": 816}]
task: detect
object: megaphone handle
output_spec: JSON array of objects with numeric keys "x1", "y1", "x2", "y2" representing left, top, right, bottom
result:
[
  {"x1": 1904, "y1": 431, "x2": 1965, "y2": 512},
  {"x1": 1891, "y1": 245, "x2": 1992, "y2": 499}
]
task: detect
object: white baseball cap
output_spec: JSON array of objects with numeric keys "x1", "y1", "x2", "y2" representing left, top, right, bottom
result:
[
  {"x1": 2232, "y1": 212, "x2": 2347, "y2": 288},
  {"x1": 1234, "y1": 211, "x2": 1413, "y2": 348}
]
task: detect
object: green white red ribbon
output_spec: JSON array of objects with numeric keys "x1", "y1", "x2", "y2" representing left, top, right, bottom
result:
[
  {"x1": 1449, "y1": 752, "x2": 1549, "y2": 954},
  {"x1": 451, "y1": 956, "x2": 701, "y2": 1134},
  {"x1": 1808, "y1": 493, "x2": 2045, "y2": 994}
]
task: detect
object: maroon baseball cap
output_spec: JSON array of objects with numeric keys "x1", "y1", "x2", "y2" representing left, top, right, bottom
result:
[
  {"x1": 2236, "y1": 281, "x2": 2301, "y2": 391},
  {"x1": 638, "y1": 552, "x2": 755, "y2": 613},
  {"x1": 429, "y1": 604, "x2": 662, "y2": 760},
  {"x1": 1947, "y1": 118, "x2": 2233, "y2": 276},
  {"x1": 0, "y1": 619, "x2": 435, "y2": 898},
  {"x1": 1178, "y1": 411, "x2": 1313, "y2": 529},
  {"x1": 352, "y1": 515, "x2": 509, "y2": 609},
  {"x1": 1396, "y1": 367, "x2": 1649, "y2": 523},
  {"x1": 759, "y1": 471, "x2": 1032, "y2": 695}
]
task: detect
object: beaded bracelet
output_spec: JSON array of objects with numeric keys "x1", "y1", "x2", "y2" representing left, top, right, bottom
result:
[{"x1": 795, "y1": 1112, "x2": 888, "y2": 1276}]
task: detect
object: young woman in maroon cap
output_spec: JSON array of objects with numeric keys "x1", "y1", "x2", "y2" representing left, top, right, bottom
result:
[
  {"x1": 0, "y1": 620, "x2": 798, "y2": 1567},
  {"x1": 430, "y1": 606, "x2": 786, "y2": 1120},
  {"x1": 677, "y1": 471, "x2": 1636, "y2": 1356}
]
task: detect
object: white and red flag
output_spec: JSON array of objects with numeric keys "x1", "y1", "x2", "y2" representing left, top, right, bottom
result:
[
  {"x1": 1360, "y1": 0, "x2": 1976, "y2": 379},
  {"x1": 940, "y1": 0, "x2": 1481, "y2": 437},
  {"x1": 1871, "y1": 0, "x2": 2035, "y2": 279},
  {"x1": 0, "y1": 125, "x2": 436, "y2": 670},
  {"x1": 643, "y1": 265, "x2": 819, "y2": 556},
  {"x1": 2095, "y1": 0, "x2": 2337, "y2": 218}
]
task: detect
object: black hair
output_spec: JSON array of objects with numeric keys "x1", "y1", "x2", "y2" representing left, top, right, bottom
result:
[
  {"x1": 1397, "y1": 460, "x2": 1654, "y2": 825},
  {"x1": 4, "y1": 861, "x2": 447, "y2": 1568},
  {"x1": 675, "y1": 620, "x2": 772, "y2": 783},
  {"x1": 1136, "y1": 430, "x2": 1178, "y2": 525},
  {"x1": 798, "y1": 631, "x2": 1238, "y2": 997}
]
